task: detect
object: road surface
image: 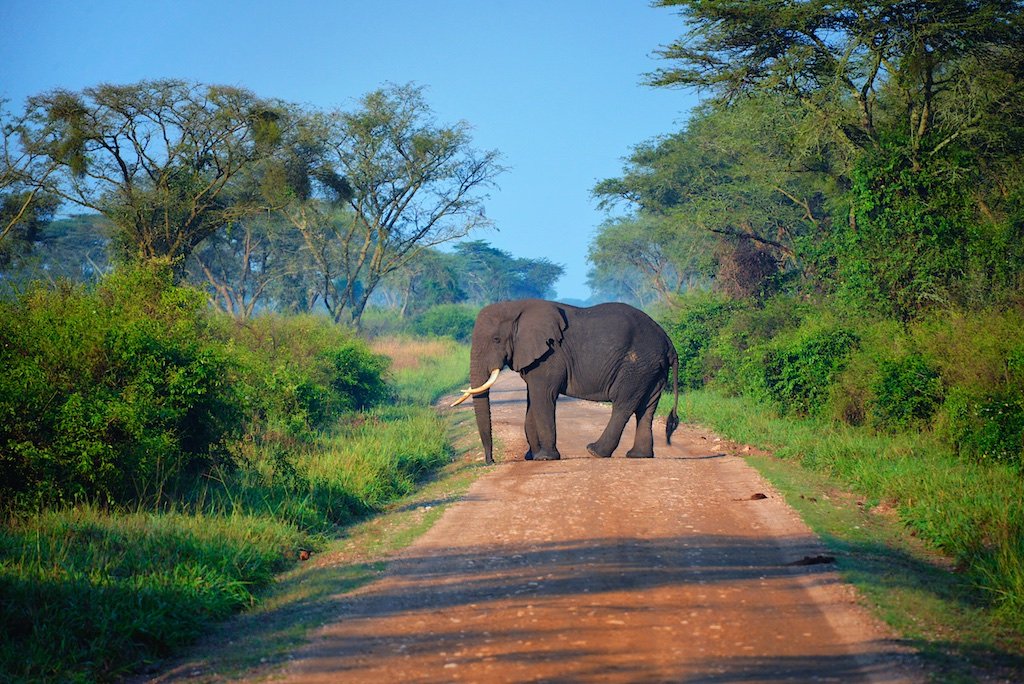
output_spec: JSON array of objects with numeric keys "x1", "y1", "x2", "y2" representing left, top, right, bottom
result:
[{"x1": 278, "y1": 371, "x2": 919, "y2": 682}]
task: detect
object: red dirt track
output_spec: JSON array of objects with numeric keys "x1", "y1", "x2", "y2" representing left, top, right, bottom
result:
[{"x1": 278, "y1": 371, "x2": 920, "y2": 682}]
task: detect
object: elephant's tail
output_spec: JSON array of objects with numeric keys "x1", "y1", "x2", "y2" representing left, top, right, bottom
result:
[{"x1": 666, "y1": 350, "x2": 680, "y2": 445}]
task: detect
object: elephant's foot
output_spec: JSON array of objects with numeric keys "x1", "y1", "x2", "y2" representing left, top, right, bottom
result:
[
  {"x1": 532, "y1": 448, "x2": 561, "y2": 461},
  {"x1": 586, "y1": 442, "x2": 613, "y2": 458},
  {"x1": 625, "y1": 448, "x2": 655, "y2": 458},
  {"x1": 524, "y1": 449, "x2": 534, "y2": 461}
]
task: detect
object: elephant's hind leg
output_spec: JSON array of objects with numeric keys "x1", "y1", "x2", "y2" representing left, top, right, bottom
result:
[
  {"x1": 587, "y1": 404, "x2": 632, "y2": 458},
  {"x1": 625, "y1": 389, "x2": 662, "y2": 458}
]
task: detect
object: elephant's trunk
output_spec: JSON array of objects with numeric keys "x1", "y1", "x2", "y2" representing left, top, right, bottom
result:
[
  {"x1": 470, "y1": 358, "x2": 496, "y2": 465},
  {"x1": 473, "y1": 393, "x2": 494, "y2": 465}
]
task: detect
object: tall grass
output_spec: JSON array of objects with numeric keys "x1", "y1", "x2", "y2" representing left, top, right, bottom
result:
[
  {"x1": 0, "y1": 335, "x2": 469, "y2": 682},
  {"x1": 669, "y1": 389, "x2": 1024, "y2": 630}
]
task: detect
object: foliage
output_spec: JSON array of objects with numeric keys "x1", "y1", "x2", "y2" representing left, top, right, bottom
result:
[
  {"x1": 943, "y1": 388, "x2": 1024, "y2": 468},
  {"x1": 0, "y1": 326, "x2": 466, "y2": 682},
  {"x1": 835, "y1": 144, "x2": 1010, "y2": 319},
  {"x1": 412, "y1": 303, "x2": 478, "y2": 343},
  {"x1": 870, "y1": 354, "x2": 945, "y2": 432},
  {"x1": 0, "y1": 263, "x2": 241, "y2": 509},
  {"x1": 648, "y1": 0, "x2": 1024, "y2": 165},
  {"x1": 452, "y1": 240, "x2": 563, "y2": 304},
  {"x1": 663, "y1": 293, "x2": 737, "y2": 390},
  {"x1": 663, "y1": 292, "x2": 1024, "y2": 468},
  {"x1": 758, "y1": 326, "x2": 860, "y2": 417},
  {"x1": 210, "y1": 313, "x2": 391, "y2": 440},
  {"x1": 0, "y1": 267, "x2": 395, "y2": 511},
  {"x1": 18, "y1": 80, "x2": 299, "y2": 267}
]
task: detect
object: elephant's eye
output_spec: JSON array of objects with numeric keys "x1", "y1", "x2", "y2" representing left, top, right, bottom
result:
[{"x1": 492, "y1": 336, "x2": 501, "y2": 344}]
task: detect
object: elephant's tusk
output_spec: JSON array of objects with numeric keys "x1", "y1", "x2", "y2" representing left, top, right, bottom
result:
[
  {"x1": 468, "y1": 368, "x2": 501, "y2": 394},
  {"x1": 449, "y1": 368, "x2": 500, "y2": 407},
  {"x1": 450, "y1": 392, "x2": 472, "y2": 407}
]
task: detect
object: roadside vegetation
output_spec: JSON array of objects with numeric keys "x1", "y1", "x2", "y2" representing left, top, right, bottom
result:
[
  {"x1": 659, "y1": 296, "x2": 1024, "y2": 637},
  {"x1": 582, "y1": 0, "x2": 1024, "y2": 660},
  {"x1": 0, "y1": 263, "x2": 470, "y2": 682}
]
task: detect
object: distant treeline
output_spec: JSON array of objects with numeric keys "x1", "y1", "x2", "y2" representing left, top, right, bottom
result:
[{"x1": 1, "y1": 210, "x2": 562, "y2": 319}]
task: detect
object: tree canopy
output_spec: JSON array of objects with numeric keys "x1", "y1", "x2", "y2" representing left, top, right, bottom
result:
[
  {"x1": 17, "y1": 80, "x2": 298, "y2": 267},
  {"x1": 593, "y1": 0, "x2": 1024, "y2": 318}
]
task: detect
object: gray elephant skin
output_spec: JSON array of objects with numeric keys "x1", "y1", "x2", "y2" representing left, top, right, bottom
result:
[{"x1": 454, "y1": 299, "x2": 680, "y2": 464}]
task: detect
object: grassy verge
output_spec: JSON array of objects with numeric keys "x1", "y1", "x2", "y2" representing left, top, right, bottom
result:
[
  {"x1": 666, "y1": 389, "x2": 1024, "y2": 679},
  {"x1": 144, "y1": 408, "x2": 482, "y2": 682},
  {"x1": 0, "y1": 335, "x2": 470, "y2": 683}
]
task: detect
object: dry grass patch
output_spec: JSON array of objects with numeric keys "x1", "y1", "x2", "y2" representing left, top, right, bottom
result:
[{"x1": 371, "y1": 336, "x2": 460, "y2": 371}]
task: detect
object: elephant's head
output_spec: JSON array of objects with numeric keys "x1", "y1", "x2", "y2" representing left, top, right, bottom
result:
[{"x1": 451, "y1": 300, "x2": 566, "y2": 464}]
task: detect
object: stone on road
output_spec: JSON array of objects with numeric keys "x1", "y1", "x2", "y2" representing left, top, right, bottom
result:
[{"x1": 280, "y1": 372, "x2": 918, "y2": 682}]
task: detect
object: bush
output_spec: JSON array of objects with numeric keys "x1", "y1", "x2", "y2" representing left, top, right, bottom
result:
[
  {"x1": 759, "y1": 325, "x2": 860, "y2": 417},
  {"x1": 870, "y1": 353, "x2": 944, "y2": 431},
  {"x1": 707, "y1": 296, "x2": 806, "y2": 397},
  {"x1": 0, "y1": 265, "x2": 241, "y2": 509},
  {"x1": 214, "y1": 314, "x2": 391, "y2": 439},
  {"x1": 0, "y1": 270, "x2": 394, "y2": 511},
  {"x1": 943, "y1": 387, "x2": 1024, "y2": 469},
  {"x1": 664, "y1": 294, "x2": 738, "y2": 390},
  {"x1": 412, "y1": 304, "x2": 477, "y2": 343}
]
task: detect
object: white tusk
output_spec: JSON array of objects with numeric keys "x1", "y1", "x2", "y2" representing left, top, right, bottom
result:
[
  {"x1": 467, "y1": 368, "x2": 501, "y2": 394},
  {"x1": 449, "y1": 368, "x2": 500, "y2": 407}
]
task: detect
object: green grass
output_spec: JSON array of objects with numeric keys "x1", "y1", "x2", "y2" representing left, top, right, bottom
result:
[
  {"x1": 0, "y1": 507, "x2": 305, "y2": 682},
  {"x1": 0, "y1": 336, "x2": 470, "y2": 683},
  {"x1": 664, "y1": 388, "x2": 1024, "y2": 675}
]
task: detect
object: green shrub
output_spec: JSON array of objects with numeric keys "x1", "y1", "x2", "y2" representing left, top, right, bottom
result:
[
  {"x1": 412, "y1": 304, "x2": 477, "y2": 343},
  {"x1": 760, "y1": 326, "x2": 860, "y2": 417},
  {"x1": 0, "y1": 265, "x2": 241, "y2": 509},
  {"x1": 708, "y1": 297, "x2": 806, "y2": 398},
  {"x1": 664, "y1": 294, "x2": 738, "y2": 390},
  {"x1": 943, "y1": 387, "x2": 1024, "y2": 469},
  {"x1": 870, "y1": 353, "x2": 944, "y2": 431},
  {"x1": 212, "y1": 314, "x2": 391, "y2": 438}
]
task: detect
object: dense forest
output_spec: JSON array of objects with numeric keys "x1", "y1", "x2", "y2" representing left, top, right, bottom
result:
[{"x1": 590, "y1": 0, "x2": 1024, "y2": 461}]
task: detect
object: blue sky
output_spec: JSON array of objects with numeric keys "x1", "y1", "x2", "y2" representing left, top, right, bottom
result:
[{"x1": 0, "y1": 0, "x2": 699, "y2": 301}]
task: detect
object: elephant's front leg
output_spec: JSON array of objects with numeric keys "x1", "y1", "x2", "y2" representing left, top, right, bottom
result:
[{"x1": 524, "y1": 384, "x2": 560, "y2": 461}]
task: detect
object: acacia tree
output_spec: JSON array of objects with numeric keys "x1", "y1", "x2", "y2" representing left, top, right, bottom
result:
[
  {"x1": 1, "y1": 100, "x2": 60, "y2": 266},
  {"x1": 647, "y1": 0, "x2": 1024, "y2": 315},
  {"x1": 19, "y1": 80, "x2": 294, "y2": 269},
  {"x1": 321, "y1": 84, "x2": 503, "y2": 326},
  {"x1": 593, "y1": 97, "x2": 828, "y2": 299},
  {"x1": 650, "y1": 0, "x2": 1024, "y2": 166}
]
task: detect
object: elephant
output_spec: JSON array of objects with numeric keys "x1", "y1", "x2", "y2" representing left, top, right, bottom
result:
[{"x1": 451, "y1": 299, "x2": 679, "y2": 464}]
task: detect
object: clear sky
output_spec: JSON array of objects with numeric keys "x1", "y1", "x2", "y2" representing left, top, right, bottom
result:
[{"x1": 0, "y1": 0, "x2": 699, "y2": 301}]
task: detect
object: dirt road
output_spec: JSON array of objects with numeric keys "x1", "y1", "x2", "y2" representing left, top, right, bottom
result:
[{"x1": 278, "y1": 371, "x2": 919, "y2": 682}]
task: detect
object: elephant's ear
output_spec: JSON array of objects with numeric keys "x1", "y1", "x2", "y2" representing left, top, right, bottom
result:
[{"x1": 511, "y1": 303, "x2": 567, "y2": 371}]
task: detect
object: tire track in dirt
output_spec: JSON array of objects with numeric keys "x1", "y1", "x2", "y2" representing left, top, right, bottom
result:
[{"x1": 278, "y1": 371, "x2": 920, "y2": 682}]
